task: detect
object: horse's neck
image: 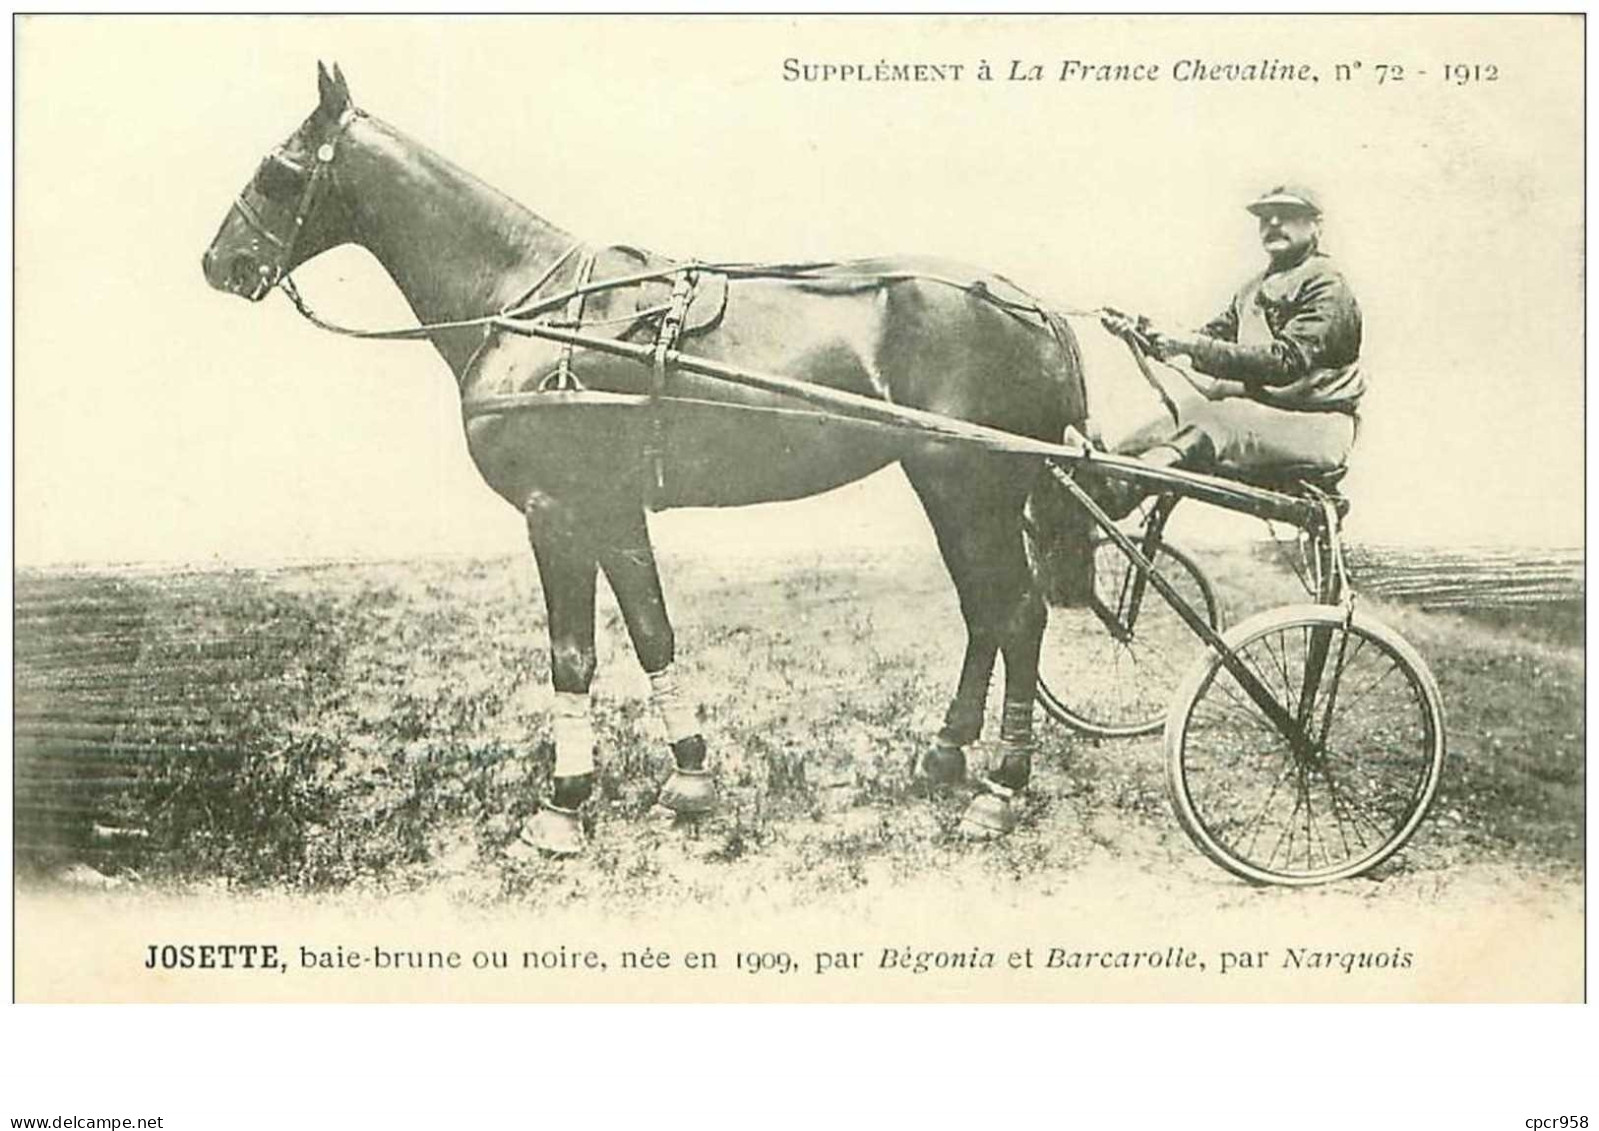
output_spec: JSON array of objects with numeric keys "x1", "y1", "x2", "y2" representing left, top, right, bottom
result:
[{"x1": 340, "y1": 116, "x2": 574, "y2": 375}]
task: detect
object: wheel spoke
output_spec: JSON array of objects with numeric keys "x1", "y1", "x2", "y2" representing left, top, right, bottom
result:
[
  {"x1": 1037, "y1": 541, "x2": 1215, "y2": 735},
  {"x1": 1317, "y1": 761, "x2": 1390, "y2": 848},
  {"x1": 1299, "y1": 764, "x2": 1322, "y2": 870},
  {"x1": 1235, "y1": 757, "x2": 1298, "y2": 862},
  {"x1": 1194, "y1": 694, "x2": 1280, "y2": 742},
  {"x1": 1208, "y1": 669, "x2": 1284, "y2": 740},
  {"x1": 1327, "y1": 658, "x2": 1403, "y2": 720},
  {"x1": 1318, "y1": 768, "x2": 1362, "y2": 860},
  {"x1": 1258, "y1": 633, "x2": 1302, "y2": 721},
  {"x1": 1123, "y1": 634, "x2": 1181, "y2": 684},
  {"x1": 1266, "y1": 771, "x2": 1307, "y2": 869}
]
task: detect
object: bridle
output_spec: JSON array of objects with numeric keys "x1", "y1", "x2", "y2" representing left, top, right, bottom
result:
[{"x1": 232, "y1": 106, "x2": 360, "y2": 292}]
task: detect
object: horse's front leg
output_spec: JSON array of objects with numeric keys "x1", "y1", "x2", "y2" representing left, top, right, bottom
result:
[
  {"x1": 518, "y1": 493, "x2": 600, "y2": 856},
  {"x1": 595, "y1": 505, "x2": 715, "y2": 818}
]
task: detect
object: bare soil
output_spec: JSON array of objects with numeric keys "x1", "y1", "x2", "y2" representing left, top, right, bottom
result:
[{"x1": 14, "y1": 543, "x2": 1584, "y2": 927}]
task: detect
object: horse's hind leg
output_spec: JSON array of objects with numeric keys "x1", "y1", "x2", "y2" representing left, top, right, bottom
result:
[
  {"x1": 993, "y1": 569, "x2": 1046, "y2": 788},
  {"x1": 518, "y1": 494, "x2": 601, "y2": 856},
  {"x1": 595, "y1": 503, "x2": 715, "y2": 818},
  {"x1": 906, "y1": 457, "x2": 1043, "y2": 833}
]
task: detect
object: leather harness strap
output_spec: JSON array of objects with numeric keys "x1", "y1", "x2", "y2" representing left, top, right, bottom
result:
[
  {"x1": 542, "y1": 247, "x2": 599, "y2": 392},
  {"x1": 645, "y1": 268, "x2": 700, "y2": 506}
]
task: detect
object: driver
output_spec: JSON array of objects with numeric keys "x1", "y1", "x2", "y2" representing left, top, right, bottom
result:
[{"x1": 1091, "y1": 184, "x2": 1364, "y2": 517}]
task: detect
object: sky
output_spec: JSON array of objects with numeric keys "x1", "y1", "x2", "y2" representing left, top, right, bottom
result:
[{"x1": 13, "y1": 15, "x2": 1584, "y2": 566}]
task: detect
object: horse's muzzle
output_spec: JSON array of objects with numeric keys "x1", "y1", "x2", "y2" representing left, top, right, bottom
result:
[{"x1": 202, "y1": 246, "x2": 274, "y2": 301}]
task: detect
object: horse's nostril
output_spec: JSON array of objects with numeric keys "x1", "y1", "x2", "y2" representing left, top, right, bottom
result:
[{"x1": 229, "y1": 256, "x2": 257, "y2": 289}]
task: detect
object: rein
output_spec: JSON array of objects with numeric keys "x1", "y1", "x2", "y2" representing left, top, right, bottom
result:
[
  {"x1": 277, "y1": 259, "x2": 1182, "y2": 441},
  {"x1": 1117, "y1": 332, "x2": 1184, "y2": 424},
  {"x1": 276, "y1": 246, "x2": 690, "y2": 341},
  {"x1": 277, "y1": 254, "x2": 1111, "y2": 342}
]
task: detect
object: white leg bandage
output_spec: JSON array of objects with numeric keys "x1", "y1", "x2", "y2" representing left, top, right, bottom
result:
[
  {"x1": 647, "y1": 665, "x2": 699, "y2": 744},
  {"x1": 551, "y1": 692, "x2": 596, "y2": 778}
]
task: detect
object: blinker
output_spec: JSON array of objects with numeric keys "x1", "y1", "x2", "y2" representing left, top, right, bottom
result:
[{"x1": 253, "y1": 153, "x2": 307, "y2": 200}]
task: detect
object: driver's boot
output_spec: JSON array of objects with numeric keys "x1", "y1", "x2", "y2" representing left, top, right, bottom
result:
[{"x1": 1087, "y1": 426, "x2": 1216, "y2": 520}]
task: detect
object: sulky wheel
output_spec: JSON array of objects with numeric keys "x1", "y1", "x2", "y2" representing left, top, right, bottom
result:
[
  {"x1": 1034, "y1": 529, "x2": 1220, "y2": 739},
  {"x1": 1164, "y1": 604, "x2": 1445, "y2": 886}
]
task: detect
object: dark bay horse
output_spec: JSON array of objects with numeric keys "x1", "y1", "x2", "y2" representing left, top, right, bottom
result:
[{"x1": 201, "y1": 64, "x2": 1090, "y2": 853}]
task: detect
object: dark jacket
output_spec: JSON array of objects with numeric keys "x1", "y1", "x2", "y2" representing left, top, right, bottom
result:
[{"x1": 1188, "y1": 249, "x2": 1364, "y2": 413}]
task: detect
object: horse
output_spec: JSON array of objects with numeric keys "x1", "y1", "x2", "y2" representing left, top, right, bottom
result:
[{"x1": 201, "y1": 63, "x2": 1092, "y2": 854}]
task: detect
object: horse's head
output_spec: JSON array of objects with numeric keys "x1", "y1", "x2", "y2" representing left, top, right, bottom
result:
[{"x1": 201, "y1": 62, "x2": 359, "y2": 301}]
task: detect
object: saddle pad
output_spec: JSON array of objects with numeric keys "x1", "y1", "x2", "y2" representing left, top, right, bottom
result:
[
  {"x1": 730, "y1": 255, "x2": 1046, "y2": 310},
  {"x1": 592, "y1": 245, "x2": 727, "y2": 339},
  {"x1": 635, "y1": 270, "x2": 728, "y2": 338}
]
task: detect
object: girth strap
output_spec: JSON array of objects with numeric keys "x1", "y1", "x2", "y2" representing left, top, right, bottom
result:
[{"x1": 646, "y1": 268, "x2": 700, "y2": 508}]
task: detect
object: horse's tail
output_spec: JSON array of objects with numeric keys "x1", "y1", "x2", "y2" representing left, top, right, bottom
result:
[{"x1": 1025, "y1": 307, "x2": 1096, "y2": 607}]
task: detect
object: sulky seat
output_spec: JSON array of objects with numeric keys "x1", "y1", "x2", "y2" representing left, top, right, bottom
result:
[{"x1": 1213, "y1": 463, "x2": 1350, "y2": 517}]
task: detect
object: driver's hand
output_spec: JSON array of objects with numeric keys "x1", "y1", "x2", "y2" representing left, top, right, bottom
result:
[
  {"x1": 1099, "y1": 307, "x2": 1137, "y2": 338},
  {"x1": 1145, "y1": 326, "x2": 1193, "y2": 361}
]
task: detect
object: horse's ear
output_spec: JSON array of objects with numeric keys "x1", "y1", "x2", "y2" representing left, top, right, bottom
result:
[{"x1": 317, "y1": 60, "x2": 349, "y2": 116}]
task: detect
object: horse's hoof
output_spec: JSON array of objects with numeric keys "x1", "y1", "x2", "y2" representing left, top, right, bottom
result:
[
  {"x1": 959, "y1": 787, "x2": 1017, "y2": 840},
  {"x1": 660, "y1": 767, "x2": 717, "y2": 819},
  {"x1": 921, "y1": 742, "x2": 968, "y2": 787},
  {"x1": 517, "y1": 805, "x2": 585, "y2": 857},
  {"x1": 991, "y1": 748, "x2": 1033, "y2": 793}
]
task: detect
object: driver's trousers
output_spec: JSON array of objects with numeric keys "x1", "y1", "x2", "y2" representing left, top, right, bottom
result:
[{"x1": 1116, "y1": 367, "x2": 1356, "y2": 472}]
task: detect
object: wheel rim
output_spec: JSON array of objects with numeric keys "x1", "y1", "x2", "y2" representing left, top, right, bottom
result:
[
  {"x1": 1035, "y1": 534, "x2": 1218, "y2": 738},
  {"x1": 1168, "y1": 608, "x2": 1445, "y2": 885}
]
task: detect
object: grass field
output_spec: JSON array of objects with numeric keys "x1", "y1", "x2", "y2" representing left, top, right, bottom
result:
[{"x1": 14, "y1": 541, "x2": 1585, "y2": 915}]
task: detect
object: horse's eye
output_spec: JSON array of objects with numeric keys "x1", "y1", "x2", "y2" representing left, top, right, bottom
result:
[{"x1": 252, "y1": 153, "x2": 306, "y2": 201}]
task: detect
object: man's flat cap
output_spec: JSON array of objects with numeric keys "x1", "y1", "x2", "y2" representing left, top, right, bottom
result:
[{"x1": 1245, "y1": 184, "x2": 1322, "y2": 216}]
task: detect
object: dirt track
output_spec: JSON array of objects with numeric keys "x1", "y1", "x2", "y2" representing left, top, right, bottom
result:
[{"x1": 13, "y1": 545, "x2": 1584, "y2": 1000}]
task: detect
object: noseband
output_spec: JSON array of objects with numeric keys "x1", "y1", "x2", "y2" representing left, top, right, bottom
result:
[{"x1": 233, "y1": 106, "x2": 359, "y2": 286}]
